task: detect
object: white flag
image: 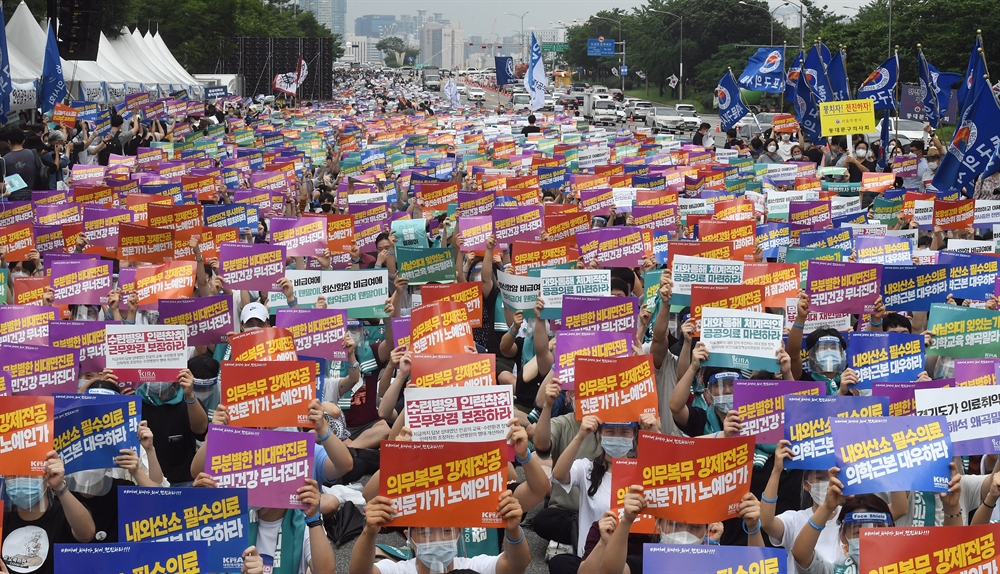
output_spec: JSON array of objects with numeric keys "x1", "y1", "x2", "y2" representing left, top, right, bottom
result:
[{"x1": 524, "y1": 33, "x2": 546, "y2": 112}]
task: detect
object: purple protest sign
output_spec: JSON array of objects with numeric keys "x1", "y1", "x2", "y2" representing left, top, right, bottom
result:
[
  {"x1": 561, "y1": 295, "x2": 640, "y2": 336},
  {"x1": 595, "y1": 226, "x2": 645, "y2": 268},
  {"x1": 492, "y1": 206, "x2": 543, "y2": 249},
  {"x1": 268, "y1": 216, "x2": 328, "y2": 257},
  {"x1": 81, "y1": 205, "x2": 131, "y2": 257},
  {"x1": 50, "y1": 259, "x2": 113, "y2": 305},
  {"x1": 854, "y1": 235, "x2": 913, "y2": 265},
  {"x1": 872, "y1": 379, "x2": 954, "y2": 417},
  {"x1": 806, "y1": 260, "x2": 882, "y2": 314},
  {"x1": 789, "y1": 200, "x2": 832, "y2": 228},
  {"x1": 0, "y1": 343, "x2": 79, "y2": 395},
  {"x1": 733, "y1": 380, "x2": 826, "y2": 443},
  {"x1": 554, "y1": 330, "x2": 631, "y2": 390},
  {"x1": 35, "y1": 202, "x2": 82, "y2": 225},
  {"x1": 274, "y1": 308, "x2": 348, "y2": 360},
  {"x1": 117, "y1": 267, "x2": 137, "y2": 311},
  {"x1": 219, "y1": 242, "x2": 286, "y2": 291},
  {"x1": 458, "y1": 216, "x2": 492, "y2": 251},
  {"x1": 158, "y1": 296, "x2": 235, "y2": 346},
  {"x1": 49, "y1": 320, "x2": 109, "y2": 373},
  {"x1": 0, "y1": 305, "x2": 58, "y2": 345},
  {"x1": 205, "y1": 425, "x2": 311, "y2": 509},
  {"x1": 391, "y1": 317, "x2": 411, "y2": 349}
]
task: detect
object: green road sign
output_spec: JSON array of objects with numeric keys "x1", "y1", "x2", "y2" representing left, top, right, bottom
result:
[{"x1": 541, "y1": 43, "x2": 568, "y2": 53}]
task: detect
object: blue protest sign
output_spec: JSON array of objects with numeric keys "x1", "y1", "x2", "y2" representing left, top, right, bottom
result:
[
  {"x1": 799, "y1": 227, "x2": 853, "y2": 256},
  {"x1": 204, "y1": 204, "x2": 260, "y2": 229},
  {"x1": 784, "y1": 395, "x2": 890, "y2": 471},
  {"x1": 56, "y1": 541, "x2": 211, "y2": 573},
  {"x1": 539, "y1": 167, "x2": 567, "y2": 190},
  {"x1": 937, "y1": 251, "x2": 998, "y2": 300},
  {"x1": 880, "y1": 264, "x2": 948, "y2": 312},
  {"x1": 53, "y1": 394, "x2": 141, "y2": 474},
  {"x1": 205, "y1": 86, "x2": 229, "y2": 99},
  {"x1": 644, "y1": 544, "x2": 786, "y2": 574},
  {"x1": 118, "y1": 486, "x2": 248, "y2": 572},
  {"x1": 846, "y1": 331, "x2": 924, "y2": 388},
  {"x1": 757, "y1": 223, "x2": 790, "y2": 259},
  {"x1": 832, "y1": 416, "x2": 951, "y2": 495}
]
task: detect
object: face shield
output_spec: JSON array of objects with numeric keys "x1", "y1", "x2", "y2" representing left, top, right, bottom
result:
[
  {"x1": 5, "y1": 476, "x2": 48, "y2": 512},
  {"x1": 841, "y1": 511, "x2": 892, "y2": 563},
  {"x1": 808, "y1": 336, "x2": 846, "y2": 374},
  {"x1": 65, "y1": 469, "x2": 114, "y2": 497},
  {"x1": 704, "y1": 371, "x2": 740, "y2": 413},
  {"x1": 656, "y1": 519, "x2": 708, "y2": 545},
  {"x1": 348, "y1": 321, "x2": 366, "y2": 349},
  {"x1": 408, "y1": 527, "x2": 462, "y2": 573}
]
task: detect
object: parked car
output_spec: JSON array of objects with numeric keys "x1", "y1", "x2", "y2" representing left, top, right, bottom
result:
[
  {"x1": 511, "y1": 93, "x2": 531, "y2": 112},
  {"x1": 543, "y1": 96, "x2": 555, "y2": 111},
  {"x1": 610, "y1": 88, "x2": 624, "y2": 102},
  {"x1": 468, "y1": 87, "x2": 486, "y2": 101},
  {"x1": 677, "y1": 110, "x2": 701, "y2": 131},
  {"x1": 646, "y1": 106, "x2": 685, "y2": 133},
  {"x1": 674, "y1": 103, "x2": 697, "y2": 113},
  {"x1": 455, "y1": 82, "x2": 467, "y2": 95},
  {"x1": 628, "y1": 101, "x2": 654, "y2": 122}
]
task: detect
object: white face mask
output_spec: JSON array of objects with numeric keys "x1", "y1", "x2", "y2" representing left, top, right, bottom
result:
[
  {"x1": 781, "y1": 133, "x2": 791, "y2": 141},
  {"x1": 661, "y1": 530, "x2": 702, "y2": 545},
  {"x1": 856, "y1": 148, "x2": 867, "y2": 157},
  {"x1": 809, "y1": 480, "x2": 829, "y2": 506},
  {"x1": 767, "y1": 145, "x2": 778, "y2": 153},
  {"x1": 713, "y1": 393, "x2": 734, "y2": 413},
  {"x1": 847, "y1": 537, "x2": 860, "y2": 564},
  {"x1": 792, "y1": 153, "x2": 803, "y2": 160}
]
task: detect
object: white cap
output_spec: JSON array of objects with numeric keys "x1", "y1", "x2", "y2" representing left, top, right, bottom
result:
[{"x1": 240, "y1": 302, "x2": 269, "y2": 325}]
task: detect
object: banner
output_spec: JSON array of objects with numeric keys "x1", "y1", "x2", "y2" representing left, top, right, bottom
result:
[
  {"x1": 846, "y1": 331, "x2": 925, "y2": 388},
  {"x1": 915, "y1": 385, "x2": 1000, "y2": 455},
  {"x1": 538, "y1": 269, "x2": 610, "y2": 320},
  {"x1": 159, "y1": 296, "x2": 234, "y2": 346},
  {"x1": 53, "y1": 394, "x2": 140, "y2": 474},
  {"x1": 926, "y1": 303, "x2": 1000, "y2": 358},
  {"x1": 397, "y1": 247, "x2": 456, "y2": 285},
  {"x1": 119, "y1": 486, "x2": 247, "y2": 572},
  {"x1": 274, "y1": 308, "x2": 347, "y2": 359},
  {"x1": 644, "y1": 545, "x2": 786, "y2": 574},
  {"x1": 637, "y1": 432, "x2": 753, "y2": 523},
  {"x1": 806, "y1": 260, "x2": 881, "y2": 314},
  {"x1": 0, "y1": 395, "x2": 53, "y2": 474},
  {"x1": 561, "y1": 295, "x2": 639, "y2": 336},
  {"x1": 691, "y1": 284, "x2": 765, "y2": 337},
  {"x1": 319, "y1": 269, "x2": 390, "y2": 318},
  {"x1": 220, "y1": 361, "x2": 316, "y2": 428},
  {"x1": 0, "y1": 343, "x2": 78, "y2": 396},
  {"x1": 54, "y1": 542, "x2": 211, "y2": 574},
  {"x1": 206, "y1": 425, "x2": 311, "y2": 509},
  {"x1": 743, "y1": 262, "x2": 800, "y2": 308},
  {"x1": 554, "y1": 330, "x2": 631, "y2": 390},
  {"x1": 379, "y1": 440, "x2": 507, "y2": 527},
  {"x1": 219, "y1": 242, "x2": 286, "y2": 291},
  {"x1": 410, "y1": 301, "x2": 474, "y2": 354},
  {"x1": 492, "y1": 206, "x2": 543, "y2": 248},
  {"x1": 512, "y1": 240, "x2": 580, "y2": 275},
  {"x1": 880, "y1": 264, "x2": 948, "y2": 312},
  {"x1": 228, "y1": 328, "x2": 298, "y2": 362},
  {"x1": 104, "y1": 324, "x2": 188, "y2": 384},
  {"x1": 0, "y1": 223, "x2": 34, "y2": 261},
  {"x1": 610, "y1": 458, "x2": 657, "y2": 534},
  {"x1": 859, "y1": 524, "x2": 998, "y2": 574},
  {"x1": 422, "y1": 283, "x2": 483, "y2": 329},
  {"x1": 405, "y1": 385, "x2": 514, "y2": 442},
  {"x1": 595, "y1": 227, "x2": 646, "y2": 267},
  {"x1": 411, "y1": 354, "x2": 495, "y2": 387},
  {"x1": 938, "y1": 251, "x2": 998, "y2": 300},
  {"x1": 269, "y1": 216, "x2": 327, "y2": 257},
  {"x1": 50, "y1": 259, "x2": 112, "y2": 305},
  {"x1": 0, "y1": 305, "x2": 58, "y2": 346},
  {"x1": 783, "y1": 395, "x2": 889, "y2": 470},
  {"x1": 733, "y1": 380, "x2": 825, "y2": 443},
  {"x1": 701, "y1": 307, "x2": 782, "y2": 371},
  {"x1": 49, "y1": 320, "x2": 108, "y2": 373},
  {"x1": 496, "y1": 271, "x2": 541, "y2": 312},
  {"x1": 832, "y1": 416, "x2": 951, "y2": 495},
  {"x1": 854, "y1": 236, "x2": 913, "y2": 265},
  {"x1": 574, "y1": 355, "x2": 657, "y2": 423}
]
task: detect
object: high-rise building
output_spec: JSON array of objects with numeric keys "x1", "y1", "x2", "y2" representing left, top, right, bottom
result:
[
  {"x1": 331, "y1": 0, "x2": 347, "y2": 36},
  {"x1": 298, "y1": 0, "x2": 335, "y2": 34},
  {"x1": 355, "y1": 15, "x2": 396, "y2": 38},
  {"x1": 419, "y1": 22, "x2": 464, "y2": 69}
]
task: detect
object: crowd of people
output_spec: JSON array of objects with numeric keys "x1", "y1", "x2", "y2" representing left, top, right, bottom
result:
[{"x1": 0, "y1": 66, "x2": 998, "y2": 574}]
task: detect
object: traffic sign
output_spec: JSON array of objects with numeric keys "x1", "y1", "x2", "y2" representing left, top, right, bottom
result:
[
  {"x1": 587, "y1": 38, "x2": 615, "y2": 57},
  {"x1": 620, "y1": 65, "x2": 628, "y2": 76},
  {"x1": 541, "y1": 42, "x2": 568, "y2": 53}
]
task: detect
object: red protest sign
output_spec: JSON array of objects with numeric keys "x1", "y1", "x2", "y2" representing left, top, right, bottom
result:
[
  {"x1": 666, "y1": 240, "x2": 735, "y2": 268},
  {"x1": 13, "y1": 276, "x2": 49, "y2": 305},
  {"x1": 411, "y1": 354, "x2": 496, "y2": 387},
  {"x1": 220, "y1": 361, "x2": 316, "y2": 428},
  {"x1": 416, "y1": 182, "x2": 460, "y2": 213},
  {"x1": 933, "y1": 199, "x2": 975, "y2": 230},
  {"x1": 698, "y1": 220, "x2": 755, "y2": 262},
  {"x1": 742, "y1": 262, "x2": 800, "y2": 307},
  {"x1": 194, "y1": 226, "x2": 239, "y2": 261},
  {"x1": 0, "y1": 223, "x2": 35, "y2": 261},
  {"x1": 611, "y1": 458, "x2": 656, "y2": 534},
  {"x1": 511, "y1": 240, "x2": 580, "y2": 275},
  {"x1": 421, "y1": 283, "x2": 483, "y2": 328},
  {"x1": 118, "y1": 223, "x2": 175, "y2": 263},
  {"x1": 228, "y1": 328, "x2": 299, "y2": 362},
  {"x1": 135, "y1": 261, "x2": 196, "y2": 309},
  {"x1": 379, "y1": 440, "x2": 508, "y2": 528},
  {"x1": 410, "y1": 301, "x2": 475, "y2": 355},
  {"x1": 147, "y1": 204, "x2": 204, "y2": 232},
  {"x1": 861, "y1": 172, "x2": 895, "y2": 193},
  {"x1": 860, "y1": 524, "x2": 997, "y2": 574},
  {"x1": 772, "y1": 114, "x2": 799, "y2": 133},
  {"x1": 637, "y1": 432, "x2": 753, "y2": 523},
  {"x1": 574, "y1": 355, "x2": 658, "y2": 423},
  {"x1": 691, "y1": 284, "x2": 766, "y2": 337},
  {"x1": 324, "y1": 214, "x2": 355, "y2": 254},
  {"x1": 0, "y1": 396, "x2": 53, "y2": 475},
  {"x1": 51, "y1": 103, "x2": 78, "y2": 128},
  {"x1": 713, "y1": 199, "x2": 755, "y2": 222}
]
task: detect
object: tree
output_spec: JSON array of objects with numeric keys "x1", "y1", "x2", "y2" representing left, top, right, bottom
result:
[
  {"x1": 377, "y1": 36, "x2": 409, "y2": 67},
  {"x1": 3, "y1": 0, "x2": 142, "y2": 38}
]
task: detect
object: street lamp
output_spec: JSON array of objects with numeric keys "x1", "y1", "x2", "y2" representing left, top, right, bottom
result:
[
  {"x1": 737, "y1": 1, "x2": 788, "y2": 46},
  {"x1": 592, "y1": 15, "x2": 624, "y2": 92},
  {"x1": 781, "y1": 0, "x2": 806, "y2": 49},
  {"x1": 648, "y1": 9, "x2": 683, "y2": 101},
  {"x1": 505, "y1": 12, "x2": 529, "y2": 63}
]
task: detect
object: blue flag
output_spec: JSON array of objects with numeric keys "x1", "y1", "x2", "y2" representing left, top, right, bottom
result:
[
  {"x1": 737, "y1": 47, "x2": 784, "y2": 93},
  {"x1": 40, "y1": 22, "x2": 66, "y2": 114},
  {"x1": 826, "y1": 49, "x2": 850, "y2": 101},
  {"x1": 918, "y1": 52, "x2": 959, "y2": 129},
  {"x1": 784, "y1": 52, "x2": 803, "y2": 104},
  {"x1": 957, "y1": 36, "x2": 984, "y2": 118},
  {"x1": 495, "y1": 56, "x2": 517, "y2": 85},
  {"x1": 982, "y1": 141, "x2": 1000, "y2": 183},
  {"x1": 931, "y1": 76, "x2": 1000, "y2": 194},
  {"x1": 877, "y1": 109, "x2": 892, "y2": 170},
  {"x1": 717, "y1": 70, "x2": 752, "y2": 131},
  {"x1": 793, "y1": 63, "x2": 823, "y2": 144},
  {"x1": 857, "y1": 53, "x2": 898, "y2": 110},
  {"x1": 803, "y1": 45, "x2": 833, "y2": 103},
  {"x1": 0, "y1": 5, "x2": 11, "y2": 124}
]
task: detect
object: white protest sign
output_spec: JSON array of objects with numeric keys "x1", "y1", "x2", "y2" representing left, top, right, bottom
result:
[
  {"x1": 539, "y1": 269, "x2": 611, "y2": 316},
  {"x1": 319, "y1": 269, "x2": 389, "y2": 317},
  {"x1": 497, "y1": 270, "x2": 541, "y2": 312},
  {"x1": 405, "y1": 386, "x2": 515, "y2": 442},
  {"x1": 915, "y1": 386, "x2": 1000, "y2": 455},
  {"x1": 670, "y1": 255, "x2": 745, "y2": 298},
  {"x1": 267, "y1": 270, "x2": 323, "y2": 310},
  {"x1": 700, "y1": 307, "x2": 783, "y2": 371}
]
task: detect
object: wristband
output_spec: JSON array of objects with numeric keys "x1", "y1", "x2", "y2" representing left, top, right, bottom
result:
[
  {"x1": 318, "y1": 427, "x2": 332, "y2": 442},
  {"x1": 984, "y1": 500, "x2": 997, "y2": 509},
  {"x1": 761, "y1": 494, "x2": 778, "y2": 504},
  {"x1": 870, "y1": 318, "x2": 883, "y2": 327},
  {"x1": 52, "y1": 481, "x2": 69, "y2": 497},
  {"x1": 944, "y1": 511, "x2": 962, "y2": 519},
  {"x1": 807, "y1": 518, "x2": 825, "y2": 531},
  {"x1": 526, "y1": 407, "x2": 541, "y2": 424},
  {"x1": 305, "y1": 514, "x2": 323, "y2": 527},
  {"x1": 792, "y1": 322, "x2": 806, "y2": 330},
  {"x1": 504, "y1": 527, "x2": 525, "y2": 545},
  {"x1": 184, "y1": 395, "x2": 197, "y2": 405},
  {"x1": 743, "y1": 519, "x2": 761, "y2": 536},
  {"x1": 515, "y1": 450, "x2": 532, "y2": 465},
  {"x1": 123, "y1": 320, "x2": 136, "y2": 325}
]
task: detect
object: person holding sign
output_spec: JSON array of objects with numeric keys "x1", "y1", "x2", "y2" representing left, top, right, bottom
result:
[
  {"x1": 669, "y1": 342, "x2": 752, "y2": 439},
  {"x1": 136, "y1": 367, "x2": 209, "y2": 487},
  {"x1": 788, "y1": 294, "x2": 860, "y2": 396}
]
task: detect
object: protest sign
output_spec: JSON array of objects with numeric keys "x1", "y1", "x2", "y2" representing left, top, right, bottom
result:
[
  {"x1": 379, "y1": 440, "x2": 507, "y2": 528},
  {"x1": 269, "y1": 216, "x2": 327, "y2": 257},
  {"x1": 397, "y1": 247, "x2": 456, "y2": 285},
  {"x1": 846, "y1": 331, "x2": 925, "y2": 388},
  {"x1": 783, "y1": 395, "x2": 889, "y2": 470},
  {"x1": 757, "y1": 223, "x2": 790, "y2": 258},
  {"x1": 0, "y1": 305, "x2": 58, "y2": 346},
  {"x1": 832, "y1": 416, "x2": 951, "y2": 495},
  {"x1": 699, "y1": 219, "x2": 756, "y2": 262},
  {"x1": 859, "y1": 524, "x2": 997, "y2": 574},
  {"x1": 323, "y1": 214, "x2": 355, "y2": 254},
  {"x1": 806, "y1": 260, "x2": 881, "y2": 314},
  {"x1": 554, "y1": 330, "x2": 631, "y2": 390},
  {"x1": 670, "y1": 255, "x2": 744, "y2": 306},
  {"x1": 854, "y1": 235, "x2": 913, "y2": 265},
  {"x1": 733, "y1": 380, "x2": 825, "y2": 444},
  {"x1": 574, "y1": 355, "x2": 658, "y2": 423},
  {"x1": 880, "y1": 264, "x2": 948, "y2": 312},
  {"x1": 512, "y1": 240, "x2": 579, "y2": 275},
  {"x1": 701, "y1": 307, "x2": 782, "y2": 371},
  {"x1": 220, "y1": 361, "x2": 316, "y2": 428},
  {"x1": 410, "y1": 301, "x2": 475, "y2": 354},
  {"x1": 320, "y1": 269, "x2": 390, "y2": 318},
  {"x1": 206, "y1": 425, "x2": 311, "y2": 509},
  {"x1": 595, "y1": 226, "x2": 645, "y2": 267},
  {"x1": 411, "y1": 354, "x2": 495, "y2": 387},
  {"x1": 117, "y1": 223, "x2": 175, "y2": 263},
  {"x1": 135, "y1": 261, "x2": 197, "y2": 309},
  {"x1": 937, "y1": 251, "x2": 998, "y2": 300},
  {"x1": 262, "y1": 271, "x2": 321, "y2": 312},
  {"x1": 54, "y1": 542, "x2": 212, "y2": 574},
  {"x1": 871, "y1": 380, "x2": 953, "y2": 417},
  {"x1": 0, "y1": 343, "x2": 78, "y2": 396},
  {"x1": 637, "y1": 432, "x2": 753, "y2": 523},
  {"x1": 743, "y1": 262, "x2": 800, "y2": 308},
  {"x1": 561, "y1": 296, "x2": 639, "y2": 336},
  {"x1": 53, "y1": 394, "x2": 140, "y2": 474},
  {"x1": 933, "y1": 199, "x2": 975, "y2": 230},
  {"x1": 610, "y1": 458, "x2": 657, "y2": 534},
  {"x1": 0, "y1": 395, "x2": 52, "y2": 474},
  {"x1": 538, "y1": 269, "x2": 610, "y2": 320},
  {"x1": 915, "y1": 385, "x2": 1000, "y2": 455},
  {"x1": 104, "y1": 325, "x2": 188, "y2": 385},
  {"x1": 0, "y1": 223, "x2": 34, "y2": 261},
  {"x1": 49, "y1": 320, "x2": 108, "y2": 373},
  {"x1": 955, "y1": 358, "x2": 998, "y2": 386},
  {"x1": 219, "y1": 242, "x2": 286, "y2": 291},
  {"x1": 274, "y1": 308, "x2": 347, "y2": 359},
  {"x1": 861, "y1": 172, "x2": 895, "y2": 192},
  {"x1": 50, "y1": 259, "x2": 112, "y2": 305},
  {"x1": 159, "y1": 296, "x2": 234, "y2": 346},
  {"x1": 458, "y1": 216, "x2": 492, "y2": 251},
  {"x1": 118, "y1": 486, "x2": 247, "y2": 572},
  {"x1": 405, "y1": 385, "x2": 514, "y2": 442},
  {"x1": 643, "y1": 545, "x2": 785, "y2": 574},
  {"x1": 926, "y1": 303, "x2": 1000, "y2": 358},
  {"x1": 492, "y1": 206, "x2": 543, "y2": 248},
  {"x1": 496, "y1": 270, "x2": 541, "y2": 312},
  {"x1": 228, "y1": 328, "x2": 298, "y2": 362},
  {"x1": 391, "y1": 218, "x2": 429, "y2": 248},
  {"x1": 422, "y1": 283, "x2": 484, "y2": 328},
  {"x1": 691, "y1": 284, "x2": 765, "y2": 337}
]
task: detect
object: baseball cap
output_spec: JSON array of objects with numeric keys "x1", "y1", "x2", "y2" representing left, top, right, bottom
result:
[{"x1": 240, "y1": 302, "x2": 269, "y2": 325}]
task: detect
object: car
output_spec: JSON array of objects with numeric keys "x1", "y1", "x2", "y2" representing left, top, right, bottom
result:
[
  {"x1": 646, "y1": 106, "x2": 685, "y2": 133},
  {"x1": 867, "y1": 118, "x2": 928, "y2": 145},
  {"x1": 543, "y1": 96, "x2": 555, "y2": 111},
  {"x1": 571, "y1": 82, "x2": 591, "y2": 92},
  {"x1": 628, "y1": 101, "x2": 654, "y2": 122},
  {"x1": 677, "y1": 109, "x2": 701, "y2": 131},
  {"x1": 556, "y1": 96, "x2": 578, "y2": 110},
  {"x1": 674, "y1": 103, "x2": 697, "y2": 113},
  {"x1": 455, "y1": 82, "x2": 467, "y2": 95},
  {"x1": 592, "y1": 85, "x2": 609, "y2": 94},
  {"x1": 468, "y1": 87, "x2": 486, "y2": 101},
  {"x1": 593, "y1": 93, "x2": 613, "y2": 102},
  {"x1": 589, "y1": 99, "x2": 619, "y2": 125},
  {"x1": 610, "y1": 88, "x2": 624, "y2": 102},
  {"x1": 511, "y1": 93, "x2": 531, "y2": 112},
  {"x1": 615, "y1": 104, "x2": 626, "y2": 123}
]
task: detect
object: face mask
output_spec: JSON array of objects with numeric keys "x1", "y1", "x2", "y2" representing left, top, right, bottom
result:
[
  {"x1": 661, "y1": 530, "x2": 702, "y2": 545},
  {"x1": 7, "y1": 476, "x2": 45, "y2": 509},
  {"x1": 713, "y1": 393, "x2": 734, "y2": 413},
  {"x1": 413, "y1": 539, "x2": 459, "y2": 573},
  {"x1": 147, "y1": 381, "x2": 174, "y2": 398},
  {"x1": 792, "y1": 153, "x2": 803, "y2": 160},
  {"x1": 601, "y1": 436, "x2": 633, "y2": 459},
  {"x1": 815, "y1": 349, "x2": 844, "y2": 373},
  {"x1": 847, "y1": 537, "x2": 860, "y2": 564},
  {"x1": 808, "y1": 480, "x2": 829, "y2": 506},
  {"x1": 781, "y1": 133, "x2": 791, "y2": 141},
  {"x1": 928, "y1": 161, "x2": 939, "y2": 170},
  {"x1": 856, "y1": 148, "x2": 867, "y2": 156},
  {"x1": 11, "y1": 271, "x2": 27, "y2": 278},
  {"x1": 767, "y1": 145, "x2": 777, "y2": 153}
]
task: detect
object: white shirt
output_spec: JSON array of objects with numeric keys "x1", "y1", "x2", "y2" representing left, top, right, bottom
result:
[
  {"x1": 374, "y1": 555, "x2": 501, "y2": 574},
  {"x1": 768, "y1": 507, "x2": 844, "y2": 574},
  {"x1": 553, "y1": 458, "x2": 611, "y2": 557},
  {"x1": 253, "y1": 516, "x2": 312, "y2": 574},
  {"x1": 778, "y1": 140, "x2": 796, "y2": 161}
]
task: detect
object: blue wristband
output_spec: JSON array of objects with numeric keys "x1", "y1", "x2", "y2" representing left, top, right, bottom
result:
[
  {"x1": 792, "y1": 322, "x2": 806, "y2": 330},
  {"x1": 743, "y1": 519, "x2": 762, "y2": 536},
  {"x1": 318, "y1": 427, "x2": 332, "y2": 442},
  {"x1": 807, "y1": 517, "x2": 825, "y2": 531},
  {"x1": 304, "y1": 513, "x2": 323, "y2": 526},
  {"x1": 183, "y1": 395, "x2": 196, "y2": 404},
  {"x1": 515, "y1": 450, "x2": 532, "y2": 465},
  {"x1": 505, "y1": 527, "x2": 525, "y2": 545},
  {"x1": 761, "y1": 494, "x2": 778, "y2": 504}
]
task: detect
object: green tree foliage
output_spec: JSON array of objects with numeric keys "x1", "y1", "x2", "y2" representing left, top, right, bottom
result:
[{"x1": 377, "y1": 36, "x2": 410, "y2": 67}]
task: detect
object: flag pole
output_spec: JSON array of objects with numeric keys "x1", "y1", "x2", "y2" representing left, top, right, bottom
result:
[
  {"x1": 892, "y1": 47, "x2": 900, "y2": 147},
  {"x1": 917, "y1": 44, "x2": 939, "y2": 128},
  {"x1": 781, "y1": 41, "x2": 786, "y2": 114},
  {"x1": 841, "y1": 44, "x2": 848, "y2": 97}
]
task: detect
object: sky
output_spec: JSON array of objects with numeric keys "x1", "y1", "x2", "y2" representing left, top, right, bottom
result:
[{"x1": 344, "y1": 0, "x2": 874, "y2": 39}]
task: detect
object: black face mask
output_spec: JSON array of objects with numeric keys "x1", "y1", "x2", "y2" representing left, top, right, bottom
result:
[{"x1": 320, "y1": 204, "x2": 333, "y2": 213}]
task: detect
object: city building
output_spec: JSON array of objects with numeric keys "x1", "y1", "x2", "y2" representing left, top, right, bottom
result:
[
  {"x1": 355, "y1": 15, "x2": 396, "y2": 38},
  {"x1": 419, "y1": 22, "x2": 464, "y2": 69}
]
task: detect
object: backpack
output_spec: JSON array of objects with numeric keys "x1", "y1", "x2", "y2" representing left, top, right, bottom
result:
[{"x1": 98, "y1": 132, "x2": 124, "y2": 166}]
